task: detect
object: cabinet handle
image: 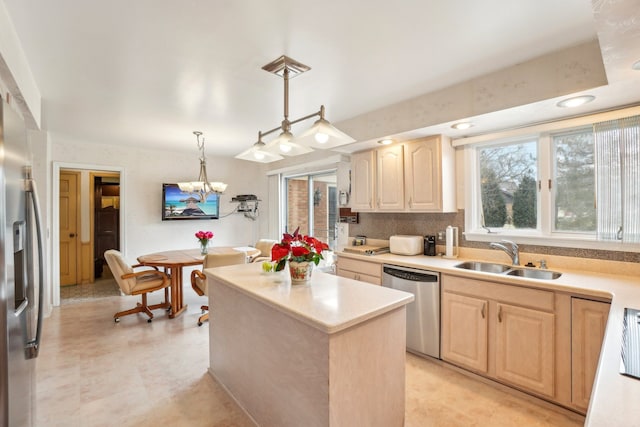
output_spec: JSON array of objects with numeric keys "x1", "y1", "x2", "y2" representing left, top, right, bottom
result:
[
  {"x1": 377, "y1": 198, "x2": 381, "y2": 208},
  {"x1": 497, "y1": 305, "x2": 502, "y2": 322},
  {"x1": 369, "y1": 199, "x2": 372, "y2": 208},
  {"x1": 408, "y1": 197, "x2": 413, "y2": 207},
  {"x1": 481, "y1": 302, "x2": 486, "y2": 319}
]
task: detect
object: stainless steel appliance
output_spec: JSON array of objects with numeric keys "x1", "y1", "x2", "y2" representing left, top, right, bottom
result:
[
  {"x1": 1, "y1": 99, "x2": 45, "y2": 427},
  {"x1": 382, "y1": 264, "x2": 440, "y2": 358}
]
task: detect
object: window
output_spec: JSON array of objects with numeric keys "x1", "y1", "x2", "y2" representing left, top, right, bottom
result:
[
  {"x1": 466, "y1": 113, "x2": 640, "y2": 250},
  {"x1": 479, "y1": 139, "x2": 537, "y2": 230},
  {"x1": 552, "y1": 129, "x2": 595, "y2": 233}
]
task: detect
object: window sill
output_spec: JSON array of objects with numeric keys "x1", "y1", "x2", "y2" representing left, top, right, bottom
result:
[{"x1": 464, "y1": 231, "x2": 640, "y2": 253}]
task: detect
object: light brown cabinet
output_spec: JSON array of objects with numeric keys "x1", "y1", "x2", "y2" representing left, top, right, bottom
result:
[
  {"x1": 441, "y1": 274, "x2": 555, "y2": 398},
  {"x1": 350, "y1": 135, "x2": 455, "y2": 213},
  {"x1": 495, "y1": 302, "x2": 555, "y2": 397},
  {"x1": 404, "y1": 136, "x2": 455, "y2": 212},
  {"x1": 350, "y1": 150, "x2": 376, "y2": 211},
  {"x1": 336, "y1": 256, "x2": 382, "y2": 285},
  {"x1": 441, "y1": 292, "x2": 488, "y2": 373},
  {"x1": 571, "y1": 297, "x2": 610, "y2": 412}
]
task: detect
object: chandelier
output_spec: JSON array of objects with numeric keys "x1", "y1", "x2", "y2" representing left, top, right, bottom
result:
[
  {"x1": 177, "y1": 131, "x2": 227, "y2": 202},
  {"x1": 235, "y1": 55, "x2": 355, "y2": 163}
]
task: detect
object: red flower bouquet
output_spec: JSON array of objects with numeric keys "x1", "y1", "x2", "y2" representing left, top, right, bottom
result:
[
  {"x1": 271, "y1": 227, "x2": 329, "y2": 272},
  {"x1": 195, "y1": 230, "x2": 214, "y2": 245}
]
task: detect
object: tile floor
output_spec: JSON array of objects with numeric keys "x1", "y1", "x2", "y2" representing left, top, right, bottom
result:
[{"x1": 38, "y1": 283, "x2": 585, "y2": 426}]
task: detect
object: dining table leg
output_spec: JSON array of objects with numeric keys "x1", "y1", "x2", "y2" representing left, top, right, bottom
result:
[{"x1": 168, "y1": 266, "x2": 188, "y2": 318}]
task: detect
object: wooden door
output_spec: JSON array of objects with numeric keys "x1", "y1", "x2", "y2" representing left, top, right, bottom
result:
[
  {"x1": 404, "y1": 136, "x2": 441, "y2": 211},
  {"x1": 571, "y1": 298, "x2": 610, "y2": 412},
  {"x1": 60, "y1": 171, "x2": 80, "y2": 286},
  {"x1": 441, "y1": 292, "x2": 489, "y2": 373},
  {"x1": 376, "y1": 144, "x2": 404, "y2": 211},
  {"x1": 495, "y1": 303, "x2": 555, "y2": 397},
  {"x1": 350, "y1": 150, "x2": 376, "y2": 211}
]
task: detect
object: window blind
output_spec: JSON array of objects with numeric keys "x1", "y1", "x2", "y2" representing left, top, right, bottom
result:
[{"x1": 594, "y1": 115, "x2": 640, "y2": 243}]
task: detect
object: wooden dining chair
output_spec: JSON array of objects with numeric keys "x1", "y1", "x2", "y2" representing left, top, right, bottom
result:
[
  {"x1": 191, "y1": 251, "x2": 246, "y2": 326},
  {"x1": 104, "y1": 249, "x2": 171, "y2": 323}
]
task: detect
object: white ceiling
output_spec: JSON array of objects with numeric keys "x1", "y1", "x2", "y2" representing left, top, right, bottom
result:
[{"x1": 3, "y1": 0, "x2": 640, "y2": 158}]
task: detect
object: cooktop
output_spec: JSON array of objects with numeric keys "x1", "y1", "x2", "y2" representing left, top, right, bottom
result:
[{"x1": 621, "y1": 307, "x2": 640, "y2": 379}]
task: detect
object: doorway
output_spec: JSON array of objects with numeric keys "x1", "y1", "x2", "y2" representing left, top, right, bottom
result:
[{"x1": 52, "y1": 163, "x2": 125, "y2": 307}]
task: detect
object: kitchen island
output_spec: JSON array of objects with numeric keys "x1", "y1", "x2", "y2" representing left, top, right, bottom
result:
[{"x1": 204, "y1": 263, "x2": 414, "y2": 427}]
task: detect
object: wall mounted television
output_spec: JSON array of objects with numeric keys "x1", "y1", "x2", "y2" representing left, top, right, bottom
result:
[{"x1": 162, "y1": 183, "x2": 220, "y2": 220}]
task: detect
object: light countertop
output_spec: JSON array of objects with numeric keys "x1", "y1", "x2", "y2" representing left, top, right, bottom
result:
[
  {"x1": 204, "y1": 262, "x2": 414, "y2": 334},
  {"x1": 337, "y1": 250, "x2": 640, "y2": 425}
]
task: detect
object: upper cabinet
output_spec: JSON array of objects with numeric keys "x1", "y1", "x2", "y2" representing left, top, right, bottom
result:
[
  {"x1": 377, "y1": 144, "x2": 405, "y2": 211},
  {"x1": 350, "y1": 135, "x2": 456, "y2": 213},
  {"x1": 350, "y1": 150, "x2": 376, "y2": 211}
]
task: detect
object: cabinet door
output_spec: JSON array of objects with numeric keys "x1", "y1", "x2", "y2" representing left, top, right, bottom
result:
[
  {"x1": 571, "y1": 298, "x2": 610, "y2": 412},
  {"x1": 404, "y1": 137, "x2": 441, "y2": 211},
  {"x1": 376, "y1": 144, "x2": 404, "y2": 210},
  {"x1": 441, "y1": 292, "x2": 488, "y2": 373},
  {"x1": 495, "y1": 303, "x2": 555, "y2": 397},
  {"x1": 350, "y1": 150, "x2": 376, "y2": 211}
]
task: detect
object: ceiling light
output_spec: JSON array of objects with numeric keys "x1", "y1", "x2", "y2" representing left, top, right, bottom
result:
[
  {"x1": 451, "y1": 122, "x2": 474, "y2": 130},
  {"x1": 633, "y1": 60, "x2": 640, "y2": 70},
  {"x1": 235, "y1": 55, "x2": 355, "y2": 163},
  {"x1": 556, "y1": 95, "x2": 595, "y2": 108},
  {"x1": 235, "y1": 132, "x2": 284, "y2": 163},
  {"x1": 378, "y1": 139, "x2": 394, "y2": 145},
  {"x1": 178, "y1": 131, "x2": 227, "y2": 202}
]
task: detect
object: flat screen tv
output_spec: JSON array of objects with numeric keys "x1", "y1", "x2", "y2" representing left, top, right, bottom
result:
[{"x1": 162, "y1": 183, "x2": 220, "y2": 220}]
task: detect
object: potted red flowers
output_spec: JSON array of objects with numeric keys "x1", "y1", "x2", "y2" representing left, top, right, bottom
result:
[
  {"x1": 271, "y1": 227, "x2": 329, "y2": 283},
  {"x1": 195, "y1": 230, "x2": 214, "y2": 254}
]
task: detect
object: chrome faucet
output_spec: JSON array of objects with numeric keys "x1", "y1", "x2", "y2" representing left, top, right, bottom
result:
[{"x1": 489, "y1": 240, "x2": 520, "y2": 266}]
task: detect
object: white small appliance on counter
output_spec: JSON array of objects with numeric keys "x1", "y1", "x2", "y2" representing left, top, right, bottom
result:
[{"x1": 389, "y1": 235, "x2": 423, "y2": 256}]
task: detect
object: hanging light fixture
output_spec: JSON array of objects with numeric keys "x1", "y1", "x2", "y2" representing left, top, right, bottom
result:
[
  {"x1": 178, "y1": 131, "x2": 227, "y2": 203},
  {"x1": 235, "y1": 55, "x2": 355, "y2": 163}
]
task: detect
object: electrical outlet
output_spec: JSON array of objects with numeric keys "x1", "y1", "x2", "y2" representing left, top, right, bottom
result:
[{"x1": 437, "y1": 231, "x2": 445, "y2": 241}]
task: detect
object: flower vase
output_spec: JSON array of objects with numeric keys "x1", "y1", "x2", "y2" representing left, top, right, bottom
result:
[
  {"x1": 288, "y1": 261, "x2": 313, "y2": 284},
  {"x1": 200, "y1": 241, "x2": 209, "y2": 255}
]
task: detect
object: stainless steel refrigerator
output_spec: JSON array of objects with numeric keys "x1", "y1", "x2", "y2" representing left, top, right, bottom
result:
[{"x1": 0, "y1": 99, "x2": 45, "y2": 427}]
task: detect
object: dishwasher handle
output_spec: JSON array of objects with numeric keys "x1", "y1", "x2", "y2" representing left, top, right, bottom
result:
[{"x1": 383, "y1": 266, "x2": 438, "y2": 282}]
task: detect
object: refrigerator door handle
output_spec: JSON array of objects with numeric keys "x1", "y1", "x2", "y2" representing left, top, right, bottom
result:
[
  {"x1": 25, "y1": 168, "x2": 45, "y2": 359},
  {"x1": 14, "y1": 297, "x2": 29, "y2": 317}
]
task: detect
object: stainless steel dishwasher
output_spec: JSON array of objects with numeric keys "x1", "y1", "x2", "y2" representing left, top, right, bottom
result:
[{"x1": 382, "y1": 264, "x2": 440, "y2": 359}]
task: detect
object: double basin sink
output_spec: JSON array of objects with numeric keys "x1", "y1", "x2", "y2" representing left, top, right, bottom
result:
[{"x1": 455, "y1": 261, "x2": 562, "y2": 280}]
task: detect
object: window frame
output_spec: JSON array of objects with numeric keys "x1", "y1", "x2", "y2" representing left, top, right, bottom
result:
[{"x1": 464, "y1": 130, "x2": 640, "y2": 252}]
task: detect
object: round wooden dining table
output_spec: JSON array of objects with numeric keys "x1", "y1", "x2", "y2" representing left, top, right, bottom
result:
[{"x1": 137, "y1": 246, "x2": 260, "y2": 318}]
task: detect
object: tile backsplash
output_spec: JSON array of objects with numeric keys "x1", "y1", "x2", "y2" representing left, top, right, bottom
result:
[{"x1": 349, "y1": 210, "x2": 640, "y2": 263}]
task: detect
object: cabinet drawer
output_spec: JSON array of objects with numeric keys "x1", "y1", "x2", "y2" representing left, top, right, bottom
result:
[
  {"x1": 337, "y1": 257, "x2": 381, "y2": 278},
  {"x1": 442, "y1": 274, "x2": 554, "y2": 312},
  {"x1": 337, "y1": 268, "x2": 381, "y2": 285}
]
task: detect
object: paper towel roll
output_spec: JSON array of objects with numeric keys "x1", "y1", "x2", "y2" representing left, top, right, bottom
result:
[{"x1": 445, "y1": 226, "x2": 453, "y2": 257}]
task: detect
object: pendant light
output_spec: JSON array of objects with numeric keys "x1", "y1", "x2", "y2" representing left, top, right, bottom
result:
[
  {"x1": 235, "y1": 55, "x2": 355, "y2": 163},
  {"x1": 178, "y1": 131, "x2": 227, "y2": 202}
]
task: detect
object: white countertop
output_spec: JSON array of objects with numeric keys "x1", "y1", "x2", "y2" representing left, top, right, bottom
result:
[
  {"x1": 337, "y1": 250, "x2": 640, "y2": 425},
  {"x1": 204, "y1": 262, "x2": 414, "y2": 334}
]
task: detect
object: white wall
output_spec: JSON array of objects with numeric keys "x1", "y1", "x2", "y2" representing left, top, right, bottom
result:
[{"x1": 51, "y1": 137, "x2": 269, "y2": 263}]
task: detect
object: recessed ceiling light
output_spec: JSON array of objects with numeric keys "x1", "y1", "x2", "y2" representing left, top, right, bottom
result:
[
  {"x1": 451, "y1": 122, "x2": 474, "y2": 130},
  {"x1": 556, "y1": 95, "x2": 595, "y2": 108},
  {"x1": 633, "y1": 60, "x2": 640, "y2": 70},
  {"x1": 378, "y1": 139, "x2": 394, "y2": 145}
]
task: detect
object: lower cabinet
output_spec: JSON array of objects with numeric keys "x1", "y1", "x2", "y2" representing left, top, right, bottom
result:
[
  {"x1": 441, "y1": 274, "x2": 556, "y2": 399},
  {"x1": 495, "y1": 303, "x2": 555, "y2": 397},
  {"x1": 571, "y1": 297, "x2": 610, "y2": 412},
  {"x1": 441, "y1": 292, "x2": 488, "y2": 373},
  {"x1": 442, "y1": 274, "x2": 611, "y2": 414},
  {"x1": 336, "y1": 256, "x2": 382, "y2": 285}
]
